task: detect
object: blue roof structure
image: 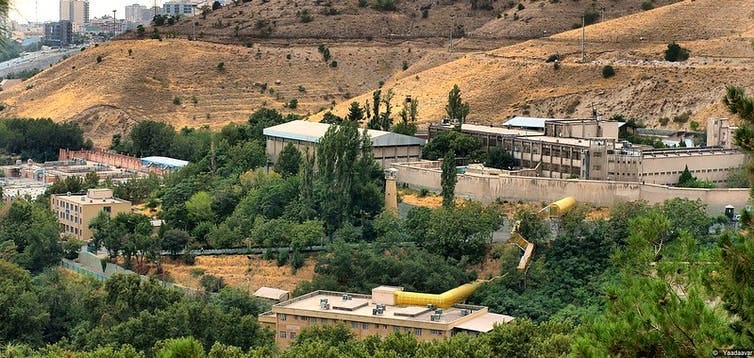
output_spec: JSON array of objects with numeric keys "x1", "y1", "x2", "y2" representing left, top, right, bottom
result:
[{"x1": 141, "y1": 156, "x2": 189, "y2": 170}]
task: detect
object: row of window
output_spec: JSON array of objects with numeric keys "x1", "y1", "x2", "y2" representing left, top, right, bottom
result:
[
  {"x1": 62, "y1": 223, "x2": 80, "y2": 236},
  {"x1": 58, "y1": 211, "x2": 82, "y2": 224},
  {"x1": 278, "y1": 314, "x2": 444, "y2": 339},
  {"x1": 640, "y1": 167, "x2": 731, "y2": 176}
]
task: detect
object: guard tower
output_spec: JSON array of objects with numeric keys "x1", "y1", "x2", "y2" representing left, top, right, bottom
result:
[{"x1": 384, "y1": 168, "x2": 398, "y2": 215}]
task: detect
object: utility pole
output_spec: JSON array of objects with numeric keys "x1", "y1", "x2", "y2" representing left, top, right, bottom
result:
[
  {"x1": 448, "y1": 15, "x2": 454, "y2": 52},
  {"x1": 112, "y1": 10, "x2": 117, "y2": 37},
  {"x1": 192, "y1": 5, "x2": 196, "y2": 40},
  {"x1": 581, "y1": 15, "x2": 585, "y2": 62},
  {"x1": 600, "y1": 7, "x2": 605, "y2": 23}
]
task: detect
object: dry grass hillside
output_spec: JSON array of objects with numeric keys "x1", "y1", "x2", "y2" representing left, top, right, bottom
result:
[
  {"x1": 321, "y1": 0, "x2": 754, "y2": 128},
  {"x1": 0, "y1": 0, "x2": 749, "y2": 142},
  {"x1": 0, "y1": 39, "x2": 457, "y2": 144},
  {"x1": 125, "y1": 0, "x2": 680, "y2": 51}
]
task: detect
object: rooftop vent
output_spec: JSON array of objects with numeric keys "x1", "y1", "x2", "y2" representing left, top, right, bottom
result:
[
  {"x1": 320, "y1": 298, "x2": 330, "y2": 310},
  {"x1": 430, "y1": 313, "x2": 442, "y2": 321},
  {"x1": 342, "y1": 294, "x2": 352, "y2": 301},
  {"x1": 427, "y1": 304, "x2": 435, "y2": 310},
  {"x1": 460, "y1": 309, "x2": 471, "y2": 316}
]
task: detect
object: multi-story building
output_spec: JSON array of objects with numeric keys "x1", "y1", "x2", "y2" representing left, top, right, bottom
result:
[
  {"x1": 430, "y1": 117, "x2": 748, "y2": 185},
  {"x1": 125, "y1": 3, "x2": 147, "y2": 23},
  {"x1": 60, "y1": 0, "x2": 89, "y2": 25},
  {"x1": 163, "y1": 0, "x2": 202, "y2": 16},
  {"x1": 43, "y1": 21, "x2": 73, "y2": 47},
  {"x1": 707, "y1": 118, "x2": 738, "y2": 149},
  {"x1": 259, "y1": 285, "x2": 513, "y2": 348},
  {"x1": 50, "y1": 189, "x2": 131, "y2": 241}
]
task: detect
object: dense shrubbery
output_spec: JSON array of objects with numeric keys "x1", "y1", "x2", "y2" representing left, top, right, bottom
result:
[
  {"x1": 664, "y1": 41, "x2": 690, "y2": 61},
  {"x1": 0, "y1": 118, "x2": 90, "y2": 161}
]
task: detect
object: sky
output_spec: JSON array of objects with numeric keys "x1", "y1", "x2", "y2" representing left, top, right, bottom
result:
[{"x1": 9, "y1": 0, "x2": 162, "y2": 23}]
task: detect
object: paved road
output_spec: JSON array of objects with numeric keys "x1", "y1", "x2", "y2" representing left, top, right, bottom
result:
[{"x1": 0, "y1": 48, "x2": 80, "y2": 78}]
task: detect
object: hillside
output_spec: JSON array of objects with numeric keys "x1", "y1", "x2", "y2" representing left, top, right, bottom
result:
[
  {"x1": 321, "y1": 0, "x2": 754, "y2": 128},
  {"x1": 0, "y1": 39, "x2": 458, "y2": 144},
  {"x1": 123, "y1": 0, "x2": 678, "y2": 49},
  {"x1": 0, "y1": 0, "x2": 748, "y2": 143}
]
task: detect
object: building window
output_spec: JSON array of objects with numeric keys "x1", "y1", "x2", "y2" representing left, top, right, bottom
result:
[
  {"x1": 279, "y1": 314, "x2": 286, "y2": 321},
  {"x1": 289, "y1": 332, "x2": 296, "y2": 340},
  {"x1": 414, "y1": 328, "x2": 422, "y2": 336},
  {"x1": 393, "y1": 326, "x2": 400, "y2": 332},
  {"x1": 431, "y1": 329, "x2": 443, "y2": 336},
  {"x1": 321, "y1": 318, "x2": 328, "y2": 324},
  {"x1": 362, "y1": 322, "x2": 369, "y2": 329},
  {"x1": 103, "y1": 206, "x2": 111, "y2": 213},
  {"x1": 279, "y1": 331, "x2": 286, "y2": 339},
  {"x1": 351, "y1": 322, "x2": 358, "y2": 329}
]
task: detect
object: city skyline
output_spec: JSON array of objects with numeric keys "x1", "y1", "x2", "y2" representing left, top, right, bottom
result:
[{"x1": 9, "y1": 0, "x2": 162, "y2": 23}]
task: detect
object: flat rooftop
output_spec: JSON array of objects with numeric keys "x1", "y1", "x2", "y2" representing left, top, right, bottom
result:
[
  {"x1": 432, "y1": 123, "x2": 541, "y2": 137},
  {"x1": 264, "y1": 120, "x2": 426, "y2": 147},
  {"x1": 52, "y1": 193, "x2": 129, "y2": 205},
  {"x1": 275, "y1": 290, "x2": 490, "y2": 325}
]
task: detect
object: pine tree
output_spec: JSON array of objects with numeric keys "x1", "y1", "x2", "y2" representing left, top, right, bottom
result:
[
  {"x1": 441, "y1": 150, "x2": 457, "y2": 208},
  {"x1": 445, "y1": 84, "x2": 470, "y2": 130}
]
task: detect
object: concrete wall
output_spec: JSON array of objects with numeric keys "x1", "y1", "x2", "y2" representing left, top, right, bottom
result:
[
  {"x1": 59, "y1": 148, "x2": 168, "y2": 175},
  {"x1": 393, "y1": 162, "x2": 749, "y2": 214}
]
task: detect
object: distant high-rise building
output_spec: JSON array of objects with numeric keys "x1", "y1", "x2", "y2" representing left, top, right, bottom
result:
[
  {"x1": 60, "y1": 0, "x2": 89, "y2": 25},
  {"x1": 44, "y1": 20, "x2": 73, "y2": 47},
  {"x1": 125, "y1": 3, "x2": 148, "y2": 23},
  {"x1": 162, "y1": 0, "x2": 203, "y2": 17}
]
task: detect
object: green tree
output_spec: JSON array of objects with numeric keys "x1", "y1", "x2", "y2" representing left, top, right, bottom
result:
[
  {"x1": 513, "y1": 207, "x2": 550, "y2": 243},
  {"x1": 161, "y1": 229, "x2": 191, "y2": 258},
  {"x1": 154, "y1": 337, "x2": 205, "y2": 358},
  {"x1": 441, "y1": 150, "x2": 457, "y2": 208},
  {"x1": 664, "y1": 41, "x2": 690, "y2": 62},
  {"x1": 320, "y1": 111, "x2": 344, "y2": 125},
  {"x1": 199, "y1": 274, "x2": 226, "y2": 293},
  {"x1": 274, "y1": 143, "x2": 302, "y2": 178},
  {"x1": 394, "y1": 97, "x2": 418, "y2": 136},
  {"x1": 445, "y1": 85, "x2": 470, "y2": 130},
  {"x1": 84, "y1": 170, "x2": 100, "y2": 188},
  {"x1": 0, "y1": 200, "x2": 63, "y2": 273},
  {"x1": 185, "y1": 191, "x2": 215, "y2": 226},
  {"x1": 678, "y1": 165, "x2": 694, "y2": 185},
  {"x1": 484, "y1": 148, "x2": 516, "y2": 169},
  {"x1": 127, "y1": 121, "x2": 176, "y2": 157},
  {"x1": 425, "y1": 202, "x2": 503, "y2": 261},
  {"x1": 0, "y1": 260, "x2": 48, "y2": 346},
  {"x1": 422, "y1": 130, "x2": 481, "y2": 160},
  {"x1": 346, "y1": 101, "x2": 365, "y2": 123}
]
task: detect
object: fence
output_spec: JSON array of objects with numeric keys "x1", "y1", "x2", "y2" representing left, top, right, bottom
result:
[{"x1": 61, "y1": 251, "x2": 200, "y2": 296}]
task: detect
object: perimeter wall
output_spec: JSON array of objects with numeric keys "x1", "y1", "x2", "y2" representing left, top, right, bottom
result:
[{"x1": 393, "y1": 162, "x2": 749, "y2": 214}]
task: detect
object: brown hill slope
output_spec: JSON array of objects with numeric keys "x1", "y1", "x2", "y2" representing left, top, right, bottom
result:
[
  {"x1": 321, "y1": 0, "x2": 754, "y2": 128},
  {"x1": 124, "y1": 0, "x2": 678, "y2": 50},
  {"x1": 0, "y1": 39, "x2": 458, "y2": 144}
]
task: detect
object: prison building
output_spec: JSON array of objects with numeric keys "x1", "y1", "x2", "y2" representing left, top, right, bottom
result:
[
  {"x1": 259, "y1": 285, "x2": 513, "y2": 348},
  {"x1": 263, "y1": 120, "x2": 426, "y2": 168},
  {"x1": 50, "y1": 189, "x2": 131, "y2": 241}
]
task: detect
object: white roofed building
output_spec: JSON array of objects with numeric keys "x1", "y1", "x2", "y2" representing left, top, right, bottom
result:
[{"x1": 263, "y1": 120, "x2": 426, "y2": 168}]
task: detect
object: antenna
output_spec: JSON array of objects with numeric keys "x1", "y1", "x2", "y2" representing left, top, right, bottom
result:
[{"x1": 580, "y1": 15, "x2": 585, "y2": 62}]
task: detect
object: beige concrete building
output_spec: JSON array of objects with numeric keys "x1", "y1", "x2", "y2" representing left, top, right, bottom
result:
[
  {"x1": 60, "y1": 0, "x2": 89, "y2": 26},
  {"x1": 50, "y1": 189, "x2": 131, "y2": 241},
  {"x1": 432, "y1": 117, "x2": 747, "y2": 185},
  {"x1": 707, "y1": 118, "x2": 738, "y2": 149},
  {"x1": 259, "y1": 285, "x2": 513, "y2": 348},
  {"x1": 608, "y1": 147, "x2": 746, "y2": 185},
  {"x1": 263, "y1": 120, "x2": 426, "y2": 168}
]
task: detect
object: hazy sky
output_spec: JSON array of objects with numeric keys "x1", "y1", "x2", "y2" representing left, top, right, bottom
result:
[{"x1": 9, "y1": 0, "x2": 162, "y2": 23}]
